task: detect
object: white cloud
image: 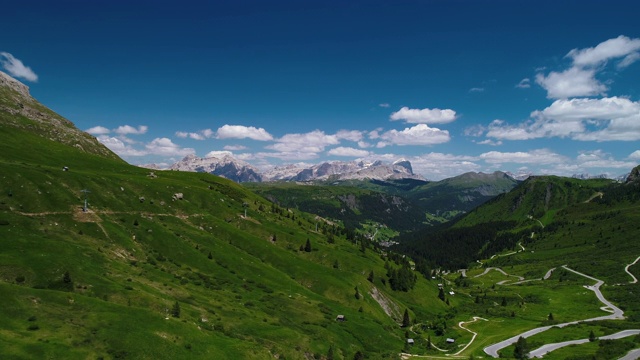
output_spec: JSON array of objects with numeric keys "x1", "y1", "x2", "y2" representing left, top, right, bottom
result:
[
  {"x1": 115, "y1": 125, "x2": 148, "y2": 135},
  {"x1": 86, "y1": 126, "x2": 111, "y2": 135},
  {"x1": 96, "y1": 136, "x2": 147, "y2": 157},
  {"x1": 476, "y1": 139, "x2": 502, "y2": 146},
  {"x1": 516, "y1": 78, "x2": 531, "y2": 89},
  {"x1": 255, "y1": 151, "x2": 320, "y2": 161},
  {"x1": 536, "y1": 36, "x2": 640, "y2": 99},
  {"x1": 572, "y1": 150, "x2": 637, "y2": 170},
  {"x1": 216, "y1": 124, "x2": 273, "y2": 141},
  {"x1": 469, "y1": 87, "x2": 485, "y2": 93},
  {"x1": 618, "y1": 52, "x2": 640, "y2": 69},
  {"x1": 223, "y1": 145, "x2": 247, "y2": 151},
  {"x1": 479, "y1": 149, "x2": 567, "y2": 165},
  {"x1": 268, "y1": 130, "x2": 339, "y2": 154},
  {"x1": 389, "y1": 106, "x2": 457, "y2": 124},
  {"x1": 392, "y1": 152, "x2": 480, "y2": 180},
  {"x1": 327, "y1": 147, "x2": 370, "y2": 157},
  {"x1": 357, "y1": 140, "x2": 371, "y2": 148},
  {"x1": 487, "y1": 97, "x2": 640, "y2": 141},
  {"x1": 377, "y1": 124, "x2": 450, "y2": 147},
  {"x1": 0, "y1": 52, "x2": 38, "y2": 82},
  {"x1": 628, "y1": 150, "x2": 640, "y2": 160},
  {"x1": 379, "y1": 103, "x2": 390, "y2": 108},
  {"x1": 145, "y1": 138, "x2": 195, "y2": 157},
  {"x1": 205, "y1": 150, "x2": 233, "y2": 158},
  {"x1": 335, "y1": 129, "x2": 364, "y2": 142},
  {"x1": 535, "y1": 67, "x2": 606, "y2": 99},
  {"x1": 567, "y1": 35, "x2": 640, "y2": 67},
  {"x1": 175, "y1": 128, "x2": 214, "y2": 140}
]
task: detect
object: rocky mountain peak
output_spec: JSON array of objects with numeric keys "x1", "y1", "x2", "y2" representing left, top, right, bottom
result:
[{"x1": 0, "y1": 71, "x2": 31, "y2": 99}]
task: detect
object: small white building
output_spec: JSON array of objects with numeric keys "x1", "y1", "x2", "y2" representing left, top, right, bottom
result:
[
  {"x1": 407, "y1": 338, "x2": 414, "y2": 344},
  {"x1": 446, "y1": 338, "x2": 455, "y2": 343}
]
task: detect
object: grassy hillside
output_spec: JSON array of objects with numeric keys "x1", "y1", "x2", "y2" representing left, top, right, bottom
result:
[
  {"x1": 0, "y1": 123, "x2": 457, "y2": 359},
  {"x1": 245, "y1": 182, "x2": 426, "y2": 232}
]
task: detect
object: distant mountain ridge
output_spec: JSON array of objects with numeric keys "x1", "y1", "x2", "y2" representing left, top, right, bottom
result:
[
  {"x1": 168, "y1": 153, "x2": 263, "y2": 182},
  {"x1": 162, "y1": 153, "x2": 425, "y2": 183}
]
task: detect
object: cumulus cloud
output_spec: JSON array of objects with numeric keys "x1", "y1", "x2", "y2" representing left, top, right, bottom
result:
[
  {"x1": 375, "y1": 152, "x2": 480, "y2": 180},
  {"x1": 205, "y1": 150, "x2": 233, "y2": 158},
  {"x1": 145, "y1": 138, "x2": 195, "y2": 157},
  {"x1": 0, "y1": 52, "x2": 38, "y2": 82},
  {"x1": 335, "y1": 129, "x2": 364, "y2": 142},
  {"x1": 516, "y1": 78, "x2": 531, "y2": 89},
  {"x1": 216, "y1": 124, "x2": 273, "y2": 141},
  {"x1": 175, "y1": 128, "x2": 214, "y2": 140},
  {"x1": 476, "y1": 139, "x2": 502, "y2": 146},
  {"x1": 535, "y1": 67, "x2": 606, "y2": 99},
  {"x1": 268, "y1": 130, "x2": 339, "y2": 154},
  {"x1": 628, "y1": 150, "x2": 640, "y2": 160},
  {"x1": 487, "y1": 97, "x2": 640, "y2": 141},
  {"x1": 536, "y1": 35, "x2": 640, "y2": 99},
  {"x1": 223, "y1": 145, "x2": 247, "y2": 151},
  {"x1": 479, "y1": 149, "x2": 567, "y2": 165},
  {"x1": 96, "y1": 136, "x2": 147, "y2": 157},
  {"x1": 575, "y1": 149, "x2": 637, "y2": 169},
  {"x1": 327, "y1": 147, "x2": 370, "y2": 157},
  {"x1": 115, "y1": 125, "x2": 148, "y2": 135},
  {"x1": 376, "y1": 124, "x2": 450, "y2": 147},
  {"x1": 86, "y1": 126, "x2": 111, "y2": 135},
  {"x1": 567, "y1": 35, "x2": 640, "y2": 67},
  {"x1": 389, "y1": 106, "x2": 457, "y2": 124}
]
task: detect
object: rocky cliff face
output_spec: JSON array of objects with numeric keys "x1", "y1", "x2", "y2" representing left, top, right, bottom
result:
[
  {"x1": 170, "y1": 153, "x2": 263, "y2": 182},
  {"x1": 276, "y1": 159, "x2": 424, "y2": 182}
]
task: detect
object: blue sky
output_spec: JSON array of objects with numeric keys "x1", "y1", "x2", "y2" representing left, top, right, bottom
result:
[{"x1": 2, "y1": 0, "x2": 640, "y2": 180}]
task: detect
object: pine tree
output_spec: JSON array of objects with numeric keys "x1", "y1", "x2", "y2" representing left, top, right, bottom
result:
[
  {"x1": 438, "y1": 287, "x2": 445, "y2": 301},
  {"x1": 354, "y1": 286, "x2": 361, "y2": 300},
  {"x1": 172, "y1": 301, "x2": 181, "y2": 318},
  {"x1": 353, "y1": 350, "x2": 364, "y2": 360},
  {"x1": 62, "y1": 271, "x2": 74, "y2": 291},
  {"x1": 402, "y1": 309, "x2": 410, "y2": 327},
  {"x1": 513, "y1": 336, "x2": 529, "y2": 359},
  {"x1": 367, "y1": 270, "x2": 374, "y2": 283},
  {"x1": 548, "y1": 312, "x2": 554, "y2": 321},
  {"x1": 207, "y1": 251, "x2": 213, "y2": 259},
  {"x1": 304, "y1": 238, "x2": 312, "y2": 252},
  {"x1": 589, "y1": 330, "x2": 597, "y2": 342}
]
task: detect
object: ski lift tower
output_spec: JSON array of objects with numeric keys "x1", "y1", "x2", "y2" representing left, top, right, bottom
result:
[
  {"x1": 242, "y1": 202, "x2": 249, "y2": 218},
  {"x1": 81, "y1": 189, "x2": 90, "y2": 212}
]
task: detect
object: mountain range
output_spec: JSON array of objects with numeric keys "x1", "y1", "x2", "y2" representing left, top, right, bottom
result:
[{"x1": 159, "y1": 153, "x2": 425, "y2": 183}]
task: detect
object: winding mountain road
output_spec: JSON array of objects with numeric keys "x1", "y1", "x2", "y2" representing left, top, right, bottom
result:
[
  {"x1": 483, "y1": 265, "x2": 625, "y2": 358},
  {"x1": 623, "y1": 255, "x2": 640, "y2": 284},
  {"x1": 528, "y1": 330, "x2": 640, "y2": 358}
]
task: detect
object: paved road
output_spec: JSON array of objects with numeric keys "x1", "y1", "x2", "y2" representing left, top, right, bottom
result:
[
  {"x1": 624, "y1": 255, "x2": 640, "y2": 284},
  {"x1": 619, "y1": 348, "x2": 640, "y2": 360},
  {"x1": 529, "y1": 330, "x2": 640, "y2": 358},
  {"x1": 484, "y1": 265, "x2": 625, "y2": 358}
]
